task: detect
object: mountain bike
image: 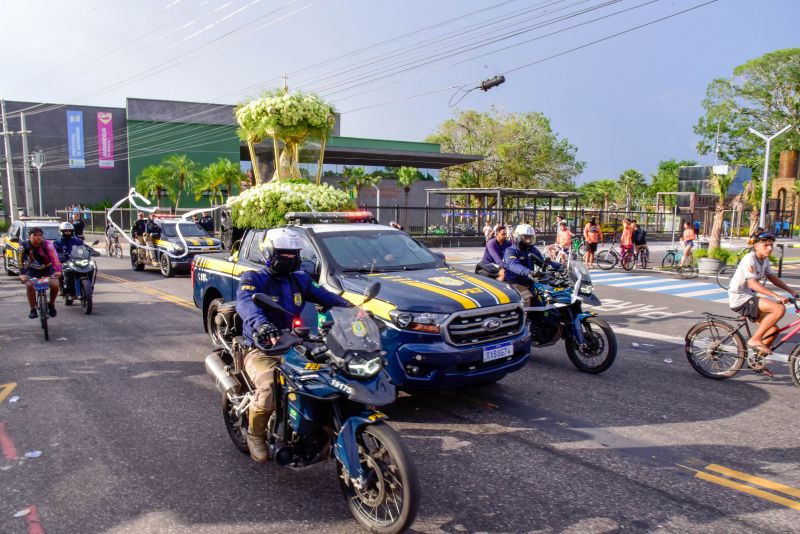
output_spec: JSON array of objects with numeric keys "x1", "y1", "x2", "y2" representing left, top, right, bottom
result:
[
  {"x1": 621, "y1": 246, "x2": 649, "y2": 271},
  {"x1": 30, "y1": 277, "x2": 51, "y2": 341},
  {"x1": 596, "y1": 243, "x2": 622, "y2": 270},
  {"x1": 661, "y1": 247, "x2": 697, "y2": 278},
  {"x1": 685, "y1": 299, "x2": 800, "y2": 388}
]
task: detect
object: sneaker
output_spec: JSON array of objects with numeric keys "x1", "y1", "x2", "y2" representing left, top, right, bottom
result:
[
  {"x1": 48, "y1": 304, "x2": 57, "y2": 317},
  {"x1": 29, "y1": 308, "x2": 38, "y2": 319}
]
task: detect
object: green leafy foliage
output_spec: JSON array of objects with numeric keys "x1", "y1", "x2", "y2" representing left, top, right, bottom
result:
[
  {"x1": 194, "y1": 158, "x2": 245, "y2": 206},
  {"x1": 226, "y1": 180, "x2": 353, "y2": 229},
  {"x1": 694, "y1": 48, "x2": 800, "y2": 171},
  {"x1": 135, "y1": 164, "x2": 176, "y2": 207},
  {"x1": 425, "y1": 108, "x2": 585, "y2": 193},
  {"x1": 579, "y1": 179, "x2": 618, "y2": 210},
  {"x1": 649, "y1": 159, "x2": 697, "y2": 205},
  {"x1": 162, "y1": 154, "x2": 198, "y2": 209},
  {"x1": 339, "y1": 166, "x2": 382, "y2": 197},
  {"x1": 617, "y1": 169, "x2": 646, "y2": 211}
]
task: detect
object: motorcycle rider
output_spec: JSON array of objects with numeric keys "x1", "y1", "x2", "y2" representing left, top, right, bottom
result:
[
  {"x1": 132, "y1": 212, "x2": 148, "y2": 264},
  {"x1": 503, "y1": 224, "x2": 562, "y2": 306},
  {"x1": 53, "y1": 222, "x2": 85, "y2": 297},
  {"x1": 19, "y1": 227, "x2": 62, "y2": 318},
  {"x1": 235, "y1": 228, "x2": 351, "y2": 463}
]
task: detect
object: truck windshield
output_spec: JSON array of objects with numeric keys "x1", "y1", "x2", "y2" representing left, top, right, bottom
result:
[
  {"x1": 160, "y1": 222, "x2": 210, "y2": 238},
  {"x1": 316, "y1": 230, "x2": 440, "y2": 272}
]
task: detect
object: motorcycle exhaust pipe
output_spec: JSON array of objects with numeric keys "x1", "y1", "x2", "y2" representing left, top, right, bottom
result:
[{"x1": 204, "y1": 352, "x2": 241, "y2": 397}]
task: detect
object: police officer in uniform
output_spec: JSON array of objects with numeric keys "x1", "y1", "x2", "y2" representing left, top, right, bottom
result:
[
  {"x1": 131, "y1": 212, "x2": 148, "y2": 265},
  {"x1": 144, "y1": 213, "x2": 161, "y2": 264},
  {"x1": 502, "y1": 224, "x2": 562, "y2": 306},
  {"x1": 199, "y1": 211, "x2": 215, "y2": 236},
  {"x1": 53, "y1": 222, "x2": 84, "y2": 296},
  {"x1": 235, "y1": 228, "x2": 350, "y2": 463}
]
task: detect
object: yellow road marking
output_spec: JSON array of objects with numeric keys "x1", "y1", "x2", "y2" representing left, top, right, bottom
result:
[
  {"x1": 678, "y1": 463, "x2": 800, "y2": 511},
  {"x1": 97, "y1": 273, "x2": 196, "y2": 310},
  {"x1": 0, "y1": 383, "x2": 17, "y2": 404},
  {"x1": 706, "y1": 464, "x2": 800, "y2": 500}
]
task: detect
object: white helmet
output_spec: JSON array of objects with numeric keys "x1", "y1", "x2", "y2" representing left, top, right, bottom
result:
[
  {"x1": 260, "y1": 228, "x2": 304, "y2": 276},
  {"x1": 513, "y1": 224, "x2": 536, "y2": 247},
  {"x1": 59, "y1": 222, "x2": 75, "y2": 235}
]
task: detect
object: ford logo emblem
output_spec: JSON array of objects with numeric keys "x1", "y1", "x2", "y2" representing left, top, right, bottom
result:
[{"x1": 482, "y1": 318, "x2": 502, "y2": 331}]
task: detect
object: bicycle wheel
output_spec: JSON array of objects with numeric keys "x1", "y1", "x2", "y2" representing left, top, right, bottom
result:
[
  {"x1": 596, "y1": 250, "x2": 618, "y2": 270},
  {"x1": 621, "y1": 251, "x2": 635, "y2": 271},
  {"x1": 578, "y1": 242, "x2": 586, "y2": 256},
  {"x1": 716, "y1": 265, "x2": 736, "y2": 290},
  {"x1": 38, "y1": 292, "x2": 49, "y2": 341},
  {"x1": 639, "y1": 249, "x2": 649, "y2": 269},
  {"x1": 661, "y1": 252, "x2": 677, "y2": 268},
  {"x1": 685, "y1": 320, "x2": 745, "y2": 379},
  {"x1": 679, "y1": 265, "x2": 698, "y2": 279}
]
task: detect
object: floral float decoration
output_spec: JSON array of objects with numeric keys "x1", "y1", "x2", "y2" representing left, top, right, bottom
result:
[{"x1": 235, "y1": 87, "x2": 336, "y2": 184}]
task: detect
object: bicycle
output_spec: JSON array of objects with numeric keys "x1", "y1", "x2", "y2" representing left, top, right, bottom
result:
[
  {"x1": 106, "y1": 233, "x2": 123, "y2": 258},
  {"x1": 661, "y1": 247, "x2": 697, "y2": 278},
  {"x1": 596, "y1": 243, "x2": 623, "y2": 270},
  {"x1": 621, "y1": 246, "x2": 649, "y2": 271},
  {"x1": 685, "y1": 299, "x2": 800, "y2": 388},
  {"x1": 716, "y1": 247, "x2": 753, "y2": 290},
  {"x1": 571, "y1": 237, "x2": 586, "y2": 258},
  {"x1": 30, "y1": 277, "x2": 51, "y2": 341}
]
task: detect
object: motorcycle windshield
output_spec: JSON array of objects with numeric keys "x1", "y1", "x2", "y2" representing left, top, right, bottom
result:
[
  {"x1": 571, "y1": 260, "x2": 591, "y2": 284},
  {"x1": 70, "y1": 245, "x2": 90, "y2": 260},
  {"x1": 327, "y1": 307, "x2": 382, "y2": 354}
]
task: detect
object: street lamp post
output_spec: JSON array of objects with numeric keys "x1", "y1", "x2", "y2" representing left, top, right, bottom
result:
[
  {"x1": 749, "y1": 125, "x2": 792, "y2": 228},
  {"x1": 30, "y1": 150, "x2": 45, "y2": 216}
]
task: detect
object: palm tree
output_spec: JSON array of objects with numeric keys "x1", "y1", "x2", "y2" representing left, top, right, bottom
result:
[
  {"x1": 136, "y1": 165, "x2": 176, "y2": 207},
  {"x1": 743, "y1": 178, "x2": 762, "y2": 237},
  {"x1": 194, "y1": 158, "x2": 245, "y2": 206},
  {"x1": 396, "y1": 166, "x2": 420, "y2": 207},
  {"x1": 163, "y1": 154, "x2": 198, "y2": 209},
  {"x1": 618, "y1": 169, "x2": 645, "y2": 212},
  {"x1": 708, "y1": 167, "x2": 737, "y2": 251},
  {"x1": 340, "y1": 166, "x2": 382, "y2": 201}
]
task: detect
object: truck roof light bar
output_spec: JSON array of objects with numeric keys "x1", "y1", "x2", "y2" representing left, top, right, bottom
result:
[{"x1": 284, "y1": 211, "x2": 374, "y2": 224}]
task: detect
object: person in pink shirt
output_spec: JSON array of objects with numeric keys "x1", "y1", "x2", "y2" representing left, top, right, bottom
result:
[{"x1": 679, "y1": 221, "x2": 697, "y2": 268}]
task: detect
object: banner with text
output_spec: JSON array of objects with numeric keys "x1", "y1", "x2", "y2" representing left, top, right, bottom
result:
[
  {"x1": 67, "y1": 110, "x2": 85, "y2": 168},
  {"x1": 97, "y1": 112, "x2": 114, "y2": 168}
]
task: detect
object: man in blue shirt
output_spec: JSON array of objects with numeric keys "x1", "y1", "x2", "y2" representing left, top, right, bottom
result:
[
  {"x1": 235, "y1": 228, "x2": 350, "y2": 463},
  {"x1": 503, "y1": 224, "x2": 561, "y2": 306},
  {"x1": 478, "y1": 225, "x2": 511, "y2": 280}
]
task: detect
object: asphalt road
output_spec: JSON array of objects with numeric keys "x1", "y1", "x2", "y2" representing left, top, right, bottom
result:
[{"x1": 1, "y1": 251, "x2": 799, "y2": 534}]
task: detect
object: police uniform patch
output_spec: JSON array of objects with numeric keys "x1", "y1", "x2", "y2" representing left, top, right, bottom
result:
[
  {"x1": 294, "y1": 293, "x2": 303, "y2": 306},
  {"x1": 241, "y1": 284, "x2": 256, "y2": 291},
  {"x1": 352, "y1": 320, "x2": 367, "y2": 337}
]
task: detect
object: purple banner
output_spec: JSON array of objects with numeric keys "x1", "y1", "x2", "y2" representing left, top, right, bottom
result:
[{"x1": 97, "y1": 112, "x2": 114, "y2": 168}]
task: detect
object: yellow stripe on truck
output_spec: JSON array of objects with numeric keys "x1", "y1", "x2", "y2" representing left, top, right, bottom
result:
[
  {"x1": 341, "y1": 291, "x2": 397, "y2": 320},
  {"x1": 457, "y1": 273, "x2": 511, "y2": 304},
  {"x1": 401, "y1": 280, "x2": 478, "y2": 309}
]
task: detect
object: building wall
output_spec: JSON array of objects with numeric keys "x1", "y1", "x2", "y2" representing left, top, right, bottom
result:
[{"x1": 1, "y1": 101, "x2": 128, "y2": 217}]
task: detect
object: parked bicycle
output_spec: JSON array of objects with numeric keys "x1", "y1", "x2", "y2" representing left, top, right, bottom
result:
[
  {"x1": 661, "y1": 247, "x2": 697, "y2": 278},
  {"x1": 621, "y1": 246, "x2": 649, "y2": 271},
  {"x1": 595, "y1": 243, "x2": 622, "y2": 270},
  {"x1": 685, "y1": 299, "x2": 800, "y2": 388},
  {"x1": 571, "y1": 236, "x2": 586, "y2": 258}
]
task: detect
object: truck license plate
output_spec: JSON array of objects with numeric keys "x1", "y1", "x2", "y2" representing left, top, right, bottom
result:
[{"x1": 482, "y1": 341, "x2": 514, "y2": 362}]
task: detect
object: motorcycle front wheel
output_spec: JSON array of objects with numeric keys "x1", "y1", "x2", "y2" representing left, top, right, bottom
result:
[
  {"x1": 339, "y1": 422, "x2": 420, "y2": 534},
  {"x1": 80, "y1": 278, "x2": 93, "y2": 315},
  {"x1": 565, "y1": 316, "x2": 616, "y2": 373}
]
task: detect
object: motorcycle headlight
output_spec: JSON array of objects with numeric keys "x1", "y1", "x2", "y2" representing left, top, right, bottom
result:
[
  {"x1": 388, "y1": 310, "x2": 448, "y2": 333},
  {"x1": 346, "y1": 355, "x2": 383, "y2": 378},
  {"x1": 579, "y1": 283, "x2": 594, "y2": 295},
  {"x1": 75, "y1": 259, "x2": 89, "y2": 266}
]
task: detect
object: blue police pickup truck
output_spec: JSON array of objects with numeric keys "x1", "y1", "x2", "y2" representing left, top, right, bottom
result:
[{"x1": 192, "y1": 212, "x2": 531, "y2": 389}]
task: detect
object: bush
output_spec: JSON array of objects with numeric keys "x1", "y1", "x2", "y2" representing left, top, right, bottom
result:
[
  {"x1": 708, "y1": 247, "x2": 734, "y2": 264},
  {"x1": 227, "y1": 179, "x2": 353, "y2": 229},
  {"x1": 0, "y1": 219, "x2": 8, "y2": 232}
]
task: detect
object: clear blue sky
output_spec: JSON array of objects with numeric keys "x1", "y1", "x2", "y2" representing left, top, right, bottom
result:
[{"x1": 0, "y1": 0, "x2": 795, "y2": 184}]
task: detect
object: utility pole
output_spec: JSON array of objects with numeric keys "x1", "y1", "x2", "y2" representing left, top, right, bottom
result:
[
  {"x1": 19, "y1": 113, "x2": 34, "y2": 216},
  {"x1": 1, "y1": 100, "x2": 17, "y2": 222},
  {"x1": 749, "y1": 125, "x2": 792, "y2": 228},
  {"x1": 31, "y1": 150, "x2": 45, "y2": 216}
]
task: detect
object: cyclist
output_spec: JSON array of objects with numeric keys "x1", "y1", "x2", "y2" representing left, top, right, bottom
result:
[
  {"x1": 679, "y1": 221, "x2": 696, "y2": 268},
  {"x1": 545, "y1": 215, "x2": 564, "y2": 260},
  {"x1": 728, "y1": 231, "x2": 799, "y2": 363},
  {"x1": 104, "y1": 222, "x2": 119, "y2": 256},
  {"x1": 19, "y1": 227, "x2": 61, "y2": 318},
  {"x1": 633, "y1": 221, "x2": 648, "y2": 263},
  {"x1": 620, "y1": 218, "x2": 633, "y2": 259},
  {"x1": 583, "y1": 218, "x2": 603, "y2": 268}
]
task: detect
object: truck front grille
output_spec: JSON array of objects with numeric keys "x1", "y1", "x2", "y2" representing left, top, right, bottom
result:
[{"x1": 443, "y1": 303, "x2": 525, "y2": 346}]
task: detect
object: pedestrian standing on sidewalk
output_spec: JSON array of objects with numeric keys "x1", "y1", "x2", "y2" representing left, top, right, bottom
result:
[{"x1": 782, "y1": 219, "x2": 790, "y2": 238}]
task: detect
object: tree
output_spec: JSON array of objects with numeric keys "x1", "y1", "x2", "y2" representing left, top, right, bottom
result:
[
  {"x1": 194, "y1": 158, "x2": 244, "y2": 206},
  {"x1": 649, "y1": 159, "x2": 697, "y2": 206},
  {"x1": 617, "y1": 169, "x2": 645, "y2": 212},
  {"x1": 339, "y1": 166, "x2": 382, "y2": 199},
  {"x1": 743, "y1": 178, "x2": 763, "y2": 236},
  {"x1": 589, "y1": 179, "x2": 618, "y2": 212},
  {"x1": 396, "y1": 166, "x2": 419, "y2": 207},
  {"x1": 708, "y1": 167, "x2": 738, "y2": 251},
  {"x1": 163, "y1": 154, "x2": 198, "y2": 209},
  {"x1": 426, "y1": 108, "x2": 585, "y2": 191},
  {"x1": 694, "y1": 48, "x2": 800, "y2": 171},
  {"x1": 136, "y1": 165, "x2": 175, "y2": 207}
]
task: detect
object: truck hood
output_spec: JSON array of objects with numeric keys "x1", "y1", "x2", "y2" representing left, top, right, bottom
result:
[{"x1": 340, "y1": 268, "x2": 520, "y2": 315}]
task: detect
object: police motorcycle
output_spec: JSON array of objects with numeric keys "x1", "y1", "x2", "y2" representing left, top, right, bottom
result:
[
  {"x1": 476, "y1": 257, "x2": 617, "y2": 373},
  {"x1": 60, "y1": 240, "x2": 100, "y2": 315},
  {"x1": 205, "y1": 282, "x2": 420, "y2": 534}
]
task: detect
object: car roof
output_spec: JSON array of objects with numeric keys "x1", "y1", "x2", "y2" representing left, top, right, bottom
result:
[{"x1": 299, "y1": 223, "x2": 399, "y2": 234}]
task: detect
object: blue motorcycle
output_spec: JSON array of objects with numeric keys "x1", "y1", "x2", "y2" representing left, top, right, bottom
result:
[
  {"x1": 205, "y1": 283, "x2": 420, "y2": 534},
  {"x1": 478, "y1": 260, "x2": 616, "y2": 373}
]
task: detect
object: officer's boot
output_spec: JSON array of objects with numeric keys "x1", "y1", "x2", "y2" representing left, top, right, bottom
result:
[{"x1": 246, "y1": 407, "x2": 270, "y2": 464}]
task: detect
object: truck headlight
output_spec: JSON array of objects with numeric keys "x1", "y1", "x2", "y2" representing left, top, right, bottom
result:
[{"x1": 388, "y1": 310, "x2": 448, "y2": 333}]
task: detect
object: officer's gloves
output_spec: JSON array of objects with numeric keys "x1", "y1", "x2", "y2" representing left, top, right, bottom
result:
[{"x1": 256, "y1": 322, "x2": 279, "y2": 344}]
